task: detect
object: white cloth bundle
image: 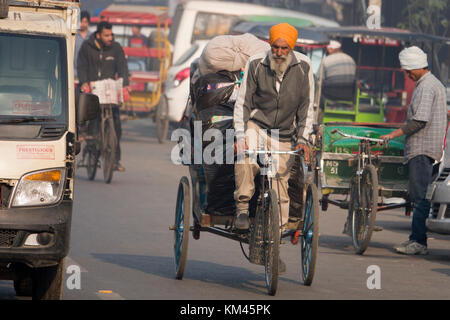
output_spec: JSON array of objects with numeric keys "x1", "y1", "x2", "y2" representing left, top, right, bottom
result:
[
  {"x1": 198, "y1": 33, "x2": 270, "y2": 75},
  {"x1": 399, "y1": 46, "x2": 428, "y2": 70}
]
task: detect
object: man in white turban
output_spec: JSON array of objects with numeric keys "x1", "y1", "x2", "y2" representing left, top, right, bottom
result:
[{"x1": 381, "y1": 46, "x2": 447, "y2": 255}]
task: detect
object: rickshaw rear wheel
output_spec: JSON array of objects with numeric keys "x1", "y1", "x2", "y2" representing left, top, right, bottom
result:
[
  {"x1": 301, "y1": 182, "x2": 319, "y2": 286},
  {"x1": 174, "y1": 176, "x2": 191, "y2": 280},
  {"x1": 263, "y1": 189, "x2": 280, "y2": 296},
  {"x1": 156, "y1": 95, "x2": 169, "y2": 144},
  {"x1": 351, "y1": 164, "x2": 378, "y2": 255}
]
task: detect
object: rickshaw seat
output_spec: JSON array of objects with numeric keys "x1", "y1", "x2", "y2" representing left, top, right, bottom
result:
[{"x1": 322, "y1": 81, "x2": 356, "y2": 102}]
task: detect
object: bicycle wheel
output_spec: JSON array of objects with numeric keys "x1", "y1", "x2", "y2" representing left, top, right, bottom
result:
[
  {"x1": 263, "y1": 189, "x2": 280, "y2": 296},
  {"x1": 351, "y1": 164, "x2": 378, "y2": 254},
  {"x1": 85, "y1": 141, "x2": 99, "y2": 181},
  {"x1": 174, "y1": 176, "x2": 191, "y2": 280},
  {"x1": 102, "y1": 118, "x2": 117, "y2": 184},
  {"x1": 300, "y1": 182, "x2": 319, "y2": 286},
  {"x1": 156, "y1": 95, "x2": 169, "y2": 144}
]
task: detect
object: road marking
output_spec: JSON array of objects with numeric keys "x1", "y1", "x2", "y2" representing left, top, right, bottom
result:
[{"x1": 96, "y1": 290, "x2": 125, "y2": 300}]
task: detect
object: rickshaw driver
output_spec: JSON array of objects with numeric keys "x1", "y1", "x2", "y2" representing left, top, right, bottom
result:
[
  {"x1": 321, "y1": 40, "x2": 356, "y2": 99},
  {"x1": 233, "y1": 23, "x2": 315, "y2": 234},
  {"x1": 380, "y1": 46, "x2": 447, "y2": 255}
]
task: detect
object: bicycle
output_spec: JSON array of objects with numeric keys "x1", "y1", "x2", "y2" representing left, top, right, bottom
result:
[
  {"x1": 331, "y1": 128, "x2": 384, "y2": 254},
  {"x1": 80, "y1": 103, "x2": 118, "y2": 184}
]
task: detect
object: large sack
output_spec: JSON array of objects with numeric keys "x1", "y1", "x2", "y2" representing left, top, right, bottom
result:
[
  {"x1": 199, "y1": 33, "x2": 270, "y2": 75},
  {"x1": 193, "y1": 70, "x2": 240, "y2": 115}
]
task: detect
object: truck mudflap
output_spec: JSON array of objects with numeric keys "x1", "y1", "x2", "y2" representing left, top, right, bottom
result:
[{"x1": 0, "y1": 200, "x2": 72, "y2": 268}]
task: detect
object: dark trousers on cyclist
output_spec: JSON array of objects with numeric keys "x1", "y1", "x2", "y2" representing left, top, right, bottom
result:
[
  {"x1": 87, "y1": 104, "x2": 122, "y2": 163},
  {"x1": 408, "y1": 155, "x2": 433, "y2": 246}
]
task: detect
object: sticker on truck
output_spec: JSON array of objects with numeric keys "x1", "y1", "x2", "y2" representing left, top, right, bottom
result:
[
  {"x1": 16, "y1": 145, "x2": 55, "y2": 160},
  {"x1": 13, "y1": 100, "x2": 52, "y2": 116}
]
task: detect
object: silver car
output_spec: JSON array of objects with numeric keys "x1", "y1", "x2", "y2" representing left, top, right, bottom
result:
[{"x1": 427, "y1": 125, "x2": 450, "y2": 234}]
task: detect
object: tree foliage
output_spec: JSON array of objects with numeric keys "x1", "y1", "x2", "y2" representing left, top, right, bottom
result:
[{"x1": 397, "y1": 0, "x2": 448, "y2": 37}]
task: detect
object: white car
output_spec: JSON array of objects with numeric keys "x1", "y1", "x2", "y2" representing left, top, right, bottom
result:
[{"x1": 164, "y1": 40, "x2": 208, "y2": 123}]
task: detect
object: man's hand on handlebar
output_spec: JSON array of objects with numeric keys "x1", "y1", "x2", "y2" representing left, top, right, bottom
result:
[
  {"x1": 379, "y1": 134, "x2": 391, "y2": 147},
  {"x1": 80, "y1": 82, "x2": 91, "y2": 93},
  {"x1": 234, "y1": 137, "x2": 248, "y2": 156},
  {"x1": 295, "y1": 143, "x2": 310, "y2": 165}
]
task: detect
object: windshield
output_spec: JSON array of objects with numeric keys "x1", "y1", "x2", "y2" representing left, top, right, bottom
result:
[
  {"x1": 0, "y1": 33, "x2": 67, "y2": 124},
  {"x1": 295, "y1": 47, "x2": 325, "y2": 76},
  {"x1": 310, "y1": 49, "x2": 325, "y2": 76}
]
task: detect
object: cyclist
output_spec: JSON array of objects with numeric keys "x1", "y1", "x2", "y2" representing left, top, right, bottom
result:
[
  {"x1": 233, "y1": 23, "x2": 314, "y2": 234},
  {"x1": 77, "y1": 21, "x2": 129, "y2": 172}
]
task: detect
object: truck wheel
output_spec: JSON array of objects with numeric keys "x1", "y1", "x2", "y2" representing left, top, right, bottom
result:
[
  {"x1": 32, "y1": 259, "x2": 65, "y2": 300},
  {"x1": 0, "y1": 0, "x2": 8, "y2": 19},
  {"x1": 14, "y1": 277, "x2": 33, "y2": 297}
]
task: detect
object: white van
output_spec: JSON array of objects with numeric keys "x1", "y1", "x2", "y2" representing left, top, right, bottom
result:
[
  {"x1": 0, "y1": 0, "x2": 98, "y2": 299},
  {"x1": 169, "y1": 0, "x2": 339, "y2": 62}
]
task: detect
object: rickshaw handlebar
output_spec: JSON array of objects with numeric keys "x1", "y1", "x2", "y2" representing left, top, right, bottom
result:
[
  {"x1": 244, "y1": 149, "x2": 303, "y2": 156},
  {"x1": 331, "y1": 128, "x2": 385, "y2": 144}
]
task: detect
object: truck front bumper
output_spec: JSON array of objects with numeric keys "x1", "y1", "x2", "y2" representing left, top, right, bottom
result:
[{"x1": 0, "y1": 201, "x2": 72, "y2": 268}]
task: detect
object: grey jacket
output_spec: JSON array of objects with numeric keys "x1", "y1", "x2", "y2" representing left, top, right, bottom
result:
[{"x1": 234, "y1": 50, "x2": 314, "y2": 143}]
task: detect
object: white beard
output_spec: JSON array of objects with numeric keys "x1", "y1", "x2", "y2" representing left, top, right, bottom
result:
[{"x1": 269, "y1": 52, "x2": 292, "y2": 77}]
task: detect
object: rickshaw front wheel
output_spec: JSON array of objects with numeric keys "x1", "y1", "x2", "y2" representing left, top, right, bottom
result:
[
  {"x1": 300, "y1": 182, "x2": 319, "y2": 286},
  {"x1": 263, "y1": 189, "x2": 280, "y2": 296},
  {"x1": 351, "y1": 164, "x2": 378, "y2": 255}
]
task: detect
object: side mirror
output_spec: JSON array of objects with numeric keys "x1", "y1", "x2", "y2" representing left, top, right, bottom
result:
[{"x1": 76, "y1": 93, "x2": 100, "y2": 125}]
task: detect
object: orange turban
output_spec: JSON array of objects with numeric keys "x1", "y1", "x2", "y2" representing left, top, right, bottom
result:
[{"x1": 269, "y1": 23, "x2": 298, "y2": 49}]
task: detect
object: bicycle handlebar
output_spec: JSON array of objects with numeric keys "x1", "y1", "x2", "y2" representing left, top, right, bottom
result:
[{"x1": 331, "y1": 128, "x2": 385, "y2": 144}]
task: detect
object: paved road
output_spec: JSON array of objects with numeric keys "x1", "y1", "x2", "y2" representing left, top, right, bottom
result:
[{"x1": 1, "y1": 119, "x2": 449, "y2": 300}]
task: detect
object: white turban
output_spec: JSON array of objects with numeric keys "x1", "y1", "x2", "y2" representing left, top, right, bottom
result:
[
  {"x1": 327, "y1": 40, "x2": 341, "y2": 49},
  {"x1": 399, "y1": 46, "x2": 428, "y2": 70}
]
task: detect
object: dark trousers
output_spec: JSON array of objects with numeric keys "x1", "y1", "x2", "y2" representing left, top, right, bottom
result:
[
  {"x1": 408, "y1": 155, "x2": 433, "y2": 246},
  {"x1": 88, "y1": 104, "x2": 122, "y2": 162}
]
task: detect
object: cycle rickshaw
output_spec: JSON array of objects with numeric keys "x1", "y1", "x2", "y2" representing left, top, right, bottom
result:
[
  {"x1": 170, "y1": 35, "x2": 320, "y2": 294},
  {"x1": 172, "y1": 145, "x2": 320, "y2": 295},
  {"x1": 312, "y1": 27, "x2": 449, "y2": 254}
]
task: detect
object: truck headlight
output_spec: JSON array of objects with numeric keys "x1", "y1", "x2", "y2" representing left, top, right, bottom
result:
[{"x1": 12, "y1": 169, "x2": 66, "y2": 207}]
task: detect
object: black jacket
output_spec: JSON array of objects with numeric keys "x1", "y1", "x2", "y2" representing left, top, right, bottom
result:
[{"x1": 77, "y1": 33, "x2": 129, "y2": 86}]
